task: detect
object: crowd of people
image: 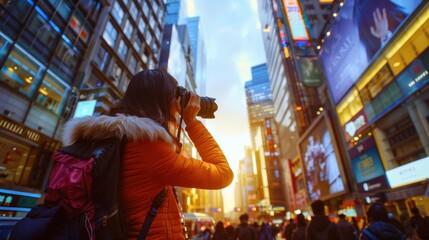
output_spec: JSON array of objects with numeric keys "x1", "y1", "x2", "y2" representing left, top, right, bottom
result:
[{"x1": 201, "y1": 200, "x2": 429, "y2": 240}]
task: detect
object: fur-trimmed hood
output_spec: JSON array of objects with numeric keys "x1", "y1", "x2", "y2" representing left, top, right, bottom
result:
[{"x1": 62, "y1": 114, "x2": 173, "y2": 146}]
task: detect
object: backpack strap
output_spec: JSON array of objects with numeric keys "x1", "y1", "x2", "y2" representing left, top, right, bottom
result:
[
  {"x1": 362, "y1": 228, "x2": 380, "y2": 240},
  {"x1": 137, "y1": 188, "x2": 166, "y2": 240}
]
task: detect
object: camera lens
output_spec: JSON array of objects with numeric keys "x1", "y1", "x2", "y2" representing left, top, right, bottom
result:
[
  {"x1": 177, "y1": 86, "x2": 218, "y2": 119},
  {"x1": 198, "y1": 97, "x2": 218, "y2": 119}
]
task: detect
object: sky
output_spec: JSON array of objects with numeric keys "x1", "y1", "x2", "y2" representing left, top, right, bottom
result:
[{"x1": 185, "y1": 0, "x2": 267, "y2": 212}]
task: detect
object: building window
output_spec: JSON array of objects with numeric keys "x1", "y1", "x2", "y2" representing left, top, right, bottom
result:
[
  {"x1": 128, "y1": 55, "x2": 137, "y2": 74},
  {"x1": 51, "y1": 40, "x2": 81, "y2": 82},
  {"x1": 121, "y1": 75, "x2": 131, "y2": 92},
  {"x1": 103, "y1": 21, "x2": 118, "y2": 47},
  {"x1": 123, "y1": 19, "x2": 133, "y2": 39},
  {"x1": 111, "y1": 1, "x2": 124, "y2": 24},
  {"x1": 145, "y1": 32, "x2": 152, "y2": 46},
  {"x1": 110, "y1": 61, "x2": 122, "y2": 87},
  {"x1": 143, "y1": 3, "x2": 150, "y2": 16},
  {"x1": 152, "y1": 1, "x2": 159, "y2": 14},
  {"x1": 22, "y1": 12, "x2": 59, "y2": 61},
  {"x1": 0, "y1": 46, "x2": 46, "y2": 97},
  {"x1": 117, "y1": 39, "x2": 128, "y2": 61},
  {"x1": 35, "y1": 71, "x2": 71, "y2": 115},
  {"x1": 95, "y1": 46, "x2": 111, "y2": 71},
  {"x1": 130, "y1": 2, "x2": 138, "y2": 21},
  {"x1": 68, "y1": 12, "x2": 92, "y2": 44},
  {"x1": 133, "y1": 35, "x2": 143, "y2": 53},
  {"x1": 84, "y1": 73, "x2": 105, "y2": 89},
  {"x1": 149, "y1": 13, "x2": 156, "y2": 30},
  {"x1": 138, "y1": 18, "x2": 146, "y2": 33},
  {"x1": 0, "y1": 136, "x2": 31, "y2": 185},
  {"x1": 48, "y1": 0, "x2": 72, "y2": 21}
]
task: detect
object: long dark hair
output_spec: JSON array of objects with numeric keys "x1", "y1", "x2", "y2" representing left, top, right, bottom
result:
[
  {"x1": 353, "y1": 0, "x2": 407, "y2": 60},
  {"x1": 110, "y1": 69, "x2": 178, "y2": 132}
]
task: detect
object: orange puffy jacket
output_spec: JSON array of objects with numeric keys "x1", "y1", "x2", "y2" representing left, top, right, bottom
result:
[{"x1": 61, "y1": 115, "x2": 234, "y2": 240}]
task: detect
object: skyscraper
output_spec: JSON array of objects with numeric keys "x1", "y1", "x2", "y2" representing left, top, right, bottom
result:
[{"x1": 245, "y1": 63, "x2": 285, "y2": 215}]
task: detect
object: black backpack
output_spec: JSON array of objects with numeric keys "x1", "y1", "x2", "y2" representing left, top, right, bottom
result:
[{"x1": 10, "y1": 138, "x2": 165, "y2": 240}]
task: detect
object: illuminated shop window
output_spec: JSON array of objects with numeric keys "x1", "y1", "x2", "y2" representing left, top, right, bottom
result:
[
  {"x1": 103, "y1": 21, "x2": 118, "y2": 47},
  {"x1": 336, "y1": 89, "x2": 363, "y2": 126},
  {"x1": 35, "y1": 71, "x2": 71, "y2": 115},
  {"x1": 0, "y1": 46, "x2": 45, "y2": 97},
  {"x1": 112, "y1": 1, "x2": 124, "y2": 24},
  {"x1": 359, "y1": 64, "x2": 395, "y2": 105},
  {"x1": 0, "y1": 137, "x2": 30, "y2": 185},
  {"x1": 386, "y1": 16, "x2": 429, "y2": 76}
]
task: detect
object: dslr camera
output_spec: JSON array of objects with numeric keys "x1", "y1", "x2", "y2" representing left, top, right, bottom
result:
[{"x1": 176, "y1": 86, "x2": 218, "y2": 118}]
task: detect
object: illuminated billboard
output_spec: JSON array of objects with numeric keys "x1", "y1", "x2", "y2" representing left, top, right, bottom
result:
[
  {"x1": 298, "y1": 113, "x2": 347, "y2": 201},
  {"x1": 318, "y1": 0, "x2": 423, "y2": 104},
  {"x1": 73, "y1": 100, "x2": 97, "y2": 118},
  {"x1": 282, "y1": 0, "x2": 309, "y2": 41}
]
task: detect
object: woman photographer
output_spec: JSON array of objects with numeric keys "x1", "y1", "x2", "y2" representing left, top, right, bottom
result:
[{"x1": 63, "y1": 69, "x2": 234, "y2": 239}]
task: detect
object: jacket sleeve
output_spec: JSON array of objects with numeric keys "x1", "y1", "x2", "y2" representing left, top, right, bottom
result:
[{"x1": 143, "y1": 120, "x2": 234, "y2": 189}]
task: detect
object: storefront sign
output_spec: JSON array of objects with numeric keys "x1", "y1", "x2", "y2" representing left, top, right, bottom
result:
[
  {"x1": 396, "y1": 59, "x2": 429, "y2": 97},
  {"x1": 344, "y1": 109, "x2": 368, "y2": 141},
  {"x1": 364, "y1": 192, "x2": 386, "y2": 204},
  {"x1": 0, "y1": 116, "x2": 41, "y2": 143},
  {"x1": 350, "y1": 145, "x2": 385, "y2": 183},
  {"x1": 386, "y1": 156, "x2": 429, "y2": 188},
  {"x1": 357, "y1": 175, "x2": 389, "y2": 193}
]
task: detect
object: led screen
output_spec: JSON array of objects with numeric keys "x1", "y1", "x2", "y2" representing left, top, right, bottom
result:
[
  {"x1": 298, "y1": 113, "x2": 347, "y2": 201},
  {"x1": 318, "y1": 0, "x2": 423, "y2": 104},
  {"x1": 73, "y1": 100, "x2": 96, "y2": 118}
]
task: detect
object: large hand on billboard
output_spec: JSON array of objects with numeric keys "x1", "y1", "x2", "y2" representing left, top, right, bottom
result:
[{"x1": 370, "y1": 8, "x2": 389, "y2": 40}]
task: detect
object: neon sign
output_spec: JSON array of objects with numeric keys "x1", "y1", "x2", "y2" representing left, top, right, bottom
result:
[{"x1": 282, "y1": 0, "x2": 309, "y2": 41}]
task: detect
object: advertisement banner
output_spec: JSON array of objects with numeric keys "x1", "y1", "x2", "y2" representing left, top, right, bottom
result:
[
  {"x1": 298, "y1": 113, "x2": 347, "y2": 201},
  {"x1": 351, "y1": 147, "x2": 385, "y2": 183},
  {"x1": 318, "y1": 0, "x2": 423, "y2": 104},
  {"x1": 298, "y1": 58, "x2": 323, "y2": 87}
]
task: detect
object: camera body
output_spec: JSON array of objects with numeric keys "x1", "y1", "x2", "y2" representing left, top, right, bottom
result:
[{"x1": 176, "y1": 86, "x2": 218, "y2": 118}]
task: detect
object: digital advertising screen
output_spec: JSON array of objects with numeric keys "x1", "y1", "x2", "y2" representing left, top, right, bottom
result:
[
  {"x1": 318, "y1": 0, "x2": 423, "y2": 104},
  {"x1": 298, "y1": 113, "x2": 347, "y2": 201}
]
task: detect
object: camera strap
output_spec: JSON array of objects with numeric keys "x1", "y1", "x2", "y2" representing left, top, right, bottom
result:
[{"x1": 175, "y1": 100, "x2": 186, "y2": 154}]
